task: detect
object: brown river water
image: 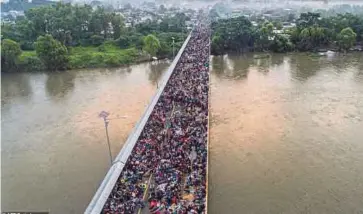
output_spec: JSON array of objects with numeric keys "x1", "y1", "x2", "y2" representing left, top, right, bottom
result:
[{"x1": 2, "y1": 53, "x2": 363, "y2": 213}]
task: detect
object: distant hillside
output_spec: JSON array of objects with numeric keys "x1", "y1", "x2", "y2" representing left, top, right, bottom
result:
[{"x1": 1, "y1": 0, "x2": 55, "y2": 12}]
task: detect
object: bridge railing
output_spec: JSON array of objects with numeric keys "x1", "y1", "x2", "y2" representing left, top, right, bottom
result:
[{"x1": 84, "y1": 32, "x2": 192, "y2": 214}]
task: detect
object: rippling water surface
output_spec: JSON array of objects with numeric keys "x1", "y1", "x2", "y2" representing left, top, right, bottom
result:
[
  {"x1": 209, "y1": 53, "x2": 363, "y2": 214},
  {"x1": 1, "y1": 61, "x2": 169, "y2": 213},
  {"x1": 2, "y1": 53, "x2": 363, "y2": 214}
]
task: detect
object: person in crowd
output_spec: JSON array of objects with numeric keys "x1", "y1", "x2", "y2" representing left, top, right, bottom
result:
[{"x1": 102, "y1": 17, "x2": 210, "y2": 214}]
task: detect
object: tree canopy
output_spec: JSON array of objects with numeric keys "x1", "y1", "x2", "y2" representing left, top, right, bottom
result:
[
  {"x1": 211, "y1": 11, "x2": 362, "y2": 55},
  {"x1": 143, "y1": 34, "x2": 161, "y2": 57},
  {"x1": 35, "y1": 34, "x2": 69, "y2": 71},
  {"x1": 1, "y1": 39, "x2": 22, "y2": 72},
  {"x1": 337, "y1": 27, "x2": 357, "y2": 51},
  {"x1": 211, "y1": 16, "x2": 255, "y2": 54},
  {"x1": 1, "y1": 3, "x2": 124, "y2": 48},
  {"x1": 1, "y1": 3, "x2": 188, "y2": 72}
]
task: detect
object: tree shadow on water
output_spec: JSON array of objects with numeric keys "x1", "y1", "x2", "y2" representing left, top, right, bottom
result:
[
  {"x1": 254, "y1": 57, "x2": 271, "y2": 74},
  {"x1": 45, "y1": 71, "x2": 76, "y2": 101},
  {"x1": 148, "y1": 61, "x2": 169, "y2": 85},
  {"x1": 354, "y1": 57, "x2": 363, "y2": 83},
  {"x1": 270, "y1": 54, "x2": 285, "y2": 67},
  {"x1": 211, "y1": 54, "x2": 251, "y2": 80},
  {"x1": 250, "y1": 54, "x2": 285, "y2": 75},
  {"x1": 211, "y1": 55, "x2": 225, "y2": 79},
  {"x1": 229, "y1": 54, "x2": 252, "y2": 79},
  {"x1": 1, "y1": 73, "x2": 33, "y2": 101},
  {"x1": 289, "y1": 54, "x2": 321, "y2": 82},
  {"x1": 1, "y1": 73, "x2": 34, "y2": 116}
]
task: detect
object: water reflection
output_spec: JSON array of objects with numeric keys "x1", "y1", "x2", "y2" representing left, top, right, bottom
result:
[
  {"x1": 1, "y1": 73, "x2": 32, "y2": 101},
  {"x1": 45, "y1": 71, "x2": 76, "y2": 100},
  {"x1": 211, "y1": 55, "x2": 225, "y2": 79},
  {"x1": 229, "y1": 55, "x2": 252, "y2": 79},
  {"x1": 256, "y1": 54, "x2": 285, "y2": 74},
  {"x1": 290, "y1": 54, "x2": 321, "y2": 81},
  {"x1": 211, "y1": 54, "x2": 287, "y2": 80},
  {"x1": 270, "y1": 54, "x2": 285, "y2": 67},
  {"x1": 148, "y1": 60, "x2": 170, "y2": 85},
  {"x1": 357, "y1": 61, "x2": 363, "y2": 82},
  {"x1": 210, "y1": 52, "x2": 363, "y2": 214},
  {"x1": 125, "y1": 67, "x2": 132, "y2": 73},
  {"x1": 211, "y1": 55, "x2": 251, "y2": 80},
  {"x1": 1, "y1": 61, "x2": 168, "y2": 214},
  {"x1": 254, "y1": 57, "x2": 270, "y2": 74},
  {"x1": 328, "y1": 53, "x2": 361, "y2": 72}
]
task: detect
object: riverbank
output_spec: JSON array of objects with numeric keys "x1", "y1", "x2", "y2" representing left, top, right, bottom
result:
[
  {"x1": 14, "y1": 44, "x2": 160, "y2": 72},
  {"x1": 211, "y1": 14, "x2": 363, "y2": 55},
  {"x1": 218, "y1": 47, "x2": 363, "y2": 60}
]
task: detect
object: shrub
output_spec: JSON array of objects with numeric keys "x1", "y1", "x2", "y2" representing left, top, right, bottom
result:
[
  {"x1": 90, "y1": 35, "x2": 105, "y2": 46},
  {"x1": 103, "y1": 55, "x2": 120, "y2": 67},
  {"x1": 17, "y1": 52, "x2": 45, "y2": 72},
  {"x1": 35, "y1": 34, "x2": 68, "y2": 71},
  {"x1": 1, "y1": 39, "x2": 22, "y2": 72},
  {"x1": 115, "y1": 36, "x2": 130, "y2": 48}
]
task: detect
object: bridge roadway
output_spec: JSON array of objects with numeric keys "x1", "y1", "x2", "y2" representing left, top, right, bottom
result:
[{"x1": 84, "y1": 32, "x2": 194, "y2": 214}]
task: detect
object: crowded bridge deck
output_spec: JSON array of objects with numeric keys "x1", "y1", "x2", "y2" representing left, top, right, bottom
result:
[{"x1": 86, "y1": 19, "x2": 210, "y2": 214}]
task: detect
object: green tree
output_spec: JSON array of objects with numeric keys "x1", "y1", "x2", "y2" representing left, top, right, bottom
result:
[
  {"x1": 143, "y1": 34, "x2": 161, "y2": 57},
  {"x1": 111, "y1": 13, "x2": 124, "y2": 39},
  {"x1": 35, "y1": 34, "x2": 69, "y2": 71},
  {"x1": 89, "y1": 6, "x2": 112, "y2": 38},
  {"x1": 297, "y1": 12, "x2": 321, "y2": 29},
  {"x1": 72, "y1": 4, "x2": 93, "y2": 45},
  {"x1": 115, "y1": 35, "x2": 130, "y2": 48},
  {"x1": 25, "y1": 6, "x2": 51, "y2": 36},
  {"x1": 320, "y1": 13, "x2": 363, "y2": 42},
  {"x1": 274, "y1": 21, "x2": 283, "y2": 30},
  {"x1": 337, "y1": 27, "x2": 357, "y2": 51},
  {"x1": 1, "y1": 22, "x2": 18, "y2": 41},
  {"x1": 269, "y1": 35, "x2": 293, "y2": 53},
  {"x1": 255, "y1": 21, "x2": 274, "y2": 51},
  {"x1": 211, "y1": 16, "x2": 255, "y2": 53},
  {"x1": 90, "y1": 35, "x2": 104, "y2": 46},
  {"x1": 211, "y1": 35, "x2": 224, "y2": 55},
  {"x1": 297, "y1": 26, "x2": 327, "y2": 51},
  {"x1": 15, "y1": 18, "x2": 37, "y2": 49},
  {"x1": 156, "y1": 32, "x2": 186, "y2": 57},
  {"x1": 1, "y1": 39, "x2": 22, "y2": 72},
  {"x1": 288, "y1": 27, "x2": 301, "y2": 45}
]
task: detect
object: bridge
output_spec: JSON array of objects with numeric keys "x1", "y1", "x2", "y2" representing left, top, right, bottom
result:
[{"x1": 85, "y1": 21, "x2": 210, "y2": 214}]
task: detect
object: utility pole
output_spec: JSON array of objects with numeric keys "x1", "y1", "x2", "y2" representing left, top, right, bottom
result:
[
  {"x1": 99, "y1": 111, "x2": 113, "y2": 166},
  {"x1": 172, "y1": 37, "x2": 175, "y2": 58}
]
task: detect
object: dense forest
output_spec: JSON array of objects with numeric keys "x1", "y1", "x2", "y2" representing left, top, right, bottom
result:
[
  {"x1": 2, "y1": 2, "x2": 363, "y2": 72},
  {"x1": 211, "y1": 12, "x2": 363, "y2": 55},
  {"x1": 1, "y1": 3, "x2": 189, "y2": 72},
  {"x1": 1, "y1": 0, "x2": 55, "y2": 12}
]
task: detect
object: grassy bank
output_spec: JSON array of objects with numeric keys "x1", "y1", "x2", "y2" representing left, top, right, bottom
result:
[
  {"x1": 68, "y1": 43, "x2": 140, "y2": 69},
  {"x1": 15, "y1": 43, "x2": 145, "y2": 72}
]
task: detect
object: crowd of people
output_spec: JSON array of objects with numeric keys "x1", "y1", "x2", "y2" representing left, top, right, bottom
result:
[{"x1": 102, "y1": 18, "x2": 210, "y2": 214}]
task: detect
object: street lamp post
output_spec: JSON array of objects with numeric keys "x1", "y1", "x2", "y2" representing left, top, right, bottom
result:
[
  {"x1": 99, "y1": 111, "x2": 113, "y2": 166},
  {"x1": 172, "y1": 37, "x2": 175, "y2": 58}
]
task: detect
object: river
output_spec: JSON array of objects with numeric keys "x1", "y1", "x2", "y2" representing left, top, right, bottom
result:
[
  {"x1": 1, "y1": 61, "x2": 170, "y2": 213},
  {"x1": 209, "y1": 53, "x2": 363, "y2": 213},
  {"x1": 2, "y1": 53, "x2": 363, "y2": 213}
]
